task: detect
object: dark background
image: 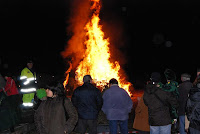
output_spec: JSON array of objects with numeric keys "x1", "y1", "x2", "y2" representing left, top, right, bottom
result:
[{"x1": 1, "y1": 0, "x2": 200, "y2": 85}]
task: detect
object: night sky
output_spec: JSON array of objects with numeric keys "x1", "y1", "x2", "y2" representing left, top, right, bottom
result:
[{"x1": 1, "y1": 0, "x2": 200, "y2": 83}]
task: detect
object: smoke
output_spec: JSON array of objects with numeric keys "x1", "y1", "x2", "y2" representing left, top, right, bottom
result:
[{"x1": 61, "y1": 0, "x2": 91, "y2": 69}]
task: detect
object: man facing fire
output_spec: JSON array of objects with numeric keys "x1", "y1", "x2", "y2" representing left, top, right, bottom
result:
[
  {"x1": 102, "y1": 78, "x2": 133, "y2": 134},
  {"x1": 72, "y1": 75, "x2": 103, "y2": 134}
]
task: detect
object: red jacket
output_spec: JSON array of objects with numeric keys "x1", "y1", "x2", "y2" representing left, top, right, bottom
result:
[{"x1": 5, "y1": 77, "x2": 19, "y2": 96}]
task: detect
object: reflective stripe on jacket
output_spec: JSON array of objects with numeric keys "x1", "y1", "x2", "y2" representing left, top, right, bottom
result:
[{"x1": 20, "y1": 67, "x2": 36, "y2": 94}]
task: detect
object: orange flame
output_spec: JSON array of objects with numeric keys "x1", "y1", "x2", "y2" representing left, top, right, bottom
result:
[
  {"x1": 63, "y1": 62, "x2": 72, "y2": 88},
  {"x1": 74, "y1": 0, "x2": 132, "y2": 95}
]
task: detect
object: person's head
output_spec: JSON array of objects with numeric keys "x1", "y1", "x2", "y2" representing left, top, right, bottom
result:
[
  {"x1": 150, "y1": 72, "x2": 161, "y2": 83},
  {"x1": 181, "y1": 73, "x2": 191, "y2": 82},
  {"x1": 5, "y1": 76, "x2": 8, "y2": 80},
  {"x1": 46, "y1": 82, "x2": 65, "y2": 98},
  {"x1": 109, "y1": 78, "x2": 118, "y2": 87},
  {"x1": 83, "y1": 75, "x2": 92, "y2": 83},
  {"x1": 46, "y1": 89, "x2": 53, "y2": 98},
  {"x1": 27, "y1": 60, "x2": 33, "y2": 69}
]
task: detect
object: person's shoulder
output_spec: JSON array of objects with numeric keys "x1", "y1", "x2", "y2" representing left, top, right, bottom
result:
[
  {"x1": 156, "y1": 87, "x2": 169, "y2": 94},
  {"x1": 185, "y1": 81, "x2": 193, "y2": 86},
  {"x1": 86, "y1": 83, "x2": 100, "y2": 91},
  {"x1": 38, "y1": 100, "x2": 47, "y2": 108},
  {"x1": 54, "y1": 96, "x2": 68, "y2": 103},
  {"x1": 74, "y1": 85, "x2": 82, "y2": 91},
  {"x1": 21, "y1": 67, "x2": 29, "y2": 73},
  {"x1": 103, "y1": 87, "x2": 112, "y2": 95},
  {"x1": 180, "y1": 81, "x2": 192, "y2": 87},
  {"x1": 63, "y1": 97, "x2": 71, "y2": 103},
  {"x1": 119, "y1": 87, "x2": 128, "y2": 93},
  {"x1": 22, "y1": 67, "x2": 29, "y2": 71},
  {"x1": 190, "y1": 87, "x2": 200, "y2": 93},
  {"x1": 94, "y1": 87, "x2": 101, "y2": 92}
]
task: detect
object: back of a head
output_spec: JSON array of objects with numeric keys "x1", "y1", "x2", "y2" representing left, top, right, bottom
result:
[
  {"x1": 109, "y1": 78, "x2": 118, "y2": 85},
  {"x1": 151, "y1": 72, "x2": 161, "y2": 83},
  {"x1": 181, "y1": 73, "x2": 191, "y2": 82},
  {"x1": 83, "y1": 75, "x2": 92, "y2": 83}
]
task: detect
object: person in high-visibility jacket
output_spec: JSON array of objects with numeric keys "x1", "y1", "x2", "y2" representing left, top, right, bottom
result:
[{"x1": 20, "y1": 60, "x2": 37, "y2": 107}]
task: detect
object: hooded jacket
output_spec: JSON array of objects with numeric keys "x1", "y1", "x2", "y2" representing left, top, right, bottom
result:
[
  {"x1": 34, "y1": 97, "x2": 78, "y2": 134},
  {"x1": 143, "y1": 83, "x2": 178, "y2": 126}
]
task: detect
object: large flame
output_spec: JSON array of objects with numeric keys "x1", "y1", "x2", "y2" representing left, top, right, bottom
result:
[{"x1": 74, "y1": 0, "x2": 132, "y2": 95}]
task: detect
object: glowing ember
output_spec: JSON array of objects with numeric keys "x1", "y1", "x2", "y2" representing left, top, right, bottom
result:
[{"x1": 74, "y1": 0, "x2": 132, "y2": 95}]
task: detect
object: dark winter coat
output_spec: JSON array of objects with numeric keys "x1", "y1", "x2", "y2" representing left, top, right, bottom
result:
[
  {"x1": 186, "y1": 87, "x2": 200, "y2": 131},
  {"x1": 34, "y1": 97, "x2": 78, "y2": 134},
  {"x1": 143, "y1": 84, "x2": 179, "y2": 126},
  {"x1": 71, "y1": 82, "x2": 103, "y2": 120},
  {"x1": 177, "y1": 81, "x2": 192, "y2": 116}
]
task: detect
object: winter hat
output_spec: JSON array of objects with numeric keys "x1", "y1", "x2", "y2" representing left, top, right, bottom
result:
[
  {"x1": 151, "y1": 72, "x2": 161, "y2": 82},
  {"x1": 36, "y1": 88, "x2": 47, "y2": 99},
  {"x1": 181, "y1": 73, "x2": 191, "y2": 81}
]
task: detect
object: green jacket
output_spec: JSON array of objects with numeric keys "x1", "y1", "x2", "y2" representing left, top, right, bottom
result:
[
  {"x1": 163, "y1": 81, "x2": 179, "y2": 98},
  {"x1": 162, "y1": 81, "x2": 179, "y2": 119}
]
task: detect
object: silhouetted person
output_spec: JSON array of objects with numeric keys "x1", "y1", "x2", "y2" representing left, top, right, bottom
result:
[
  {"x1": 102, "y1": 78, "x2": 133, "y2": 134},
  {"x1": 72, "y1": 75, "x2": 103, "y2": 134}
]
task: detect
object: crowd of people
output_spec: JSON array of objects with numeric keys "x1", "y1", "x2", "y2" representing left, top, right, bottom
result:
[
  {"x1": 0, "y1": 60, "x2": 133, "y2": 134},
  {"x1": 133, "y1": 70, "x2": 200, "y2": 134},
  {"x1": 0, "y1": 60, "x2": 200, "y2": 134}
]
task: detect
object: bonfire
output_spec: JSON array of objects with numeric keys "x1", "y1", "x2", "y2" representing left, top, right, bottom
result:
[{"x1": 63, "y1": 0, "x2": 132, "y2": 96}]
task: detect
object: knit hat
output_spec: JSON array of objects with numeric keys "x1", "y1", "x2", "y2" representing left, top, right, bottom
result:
[
  {"x1": 151, "y1": 72, "x2": 161, "y2": 82},
  {"x1": 36, "y1": 88, "x2": 47, "y2": 99}
]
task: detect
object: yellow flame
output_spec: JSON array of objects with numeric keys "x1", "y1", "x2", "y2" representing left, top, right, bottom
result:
[{"x1": 75, "y1": 0, "x2": 132, "y2": 95}]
